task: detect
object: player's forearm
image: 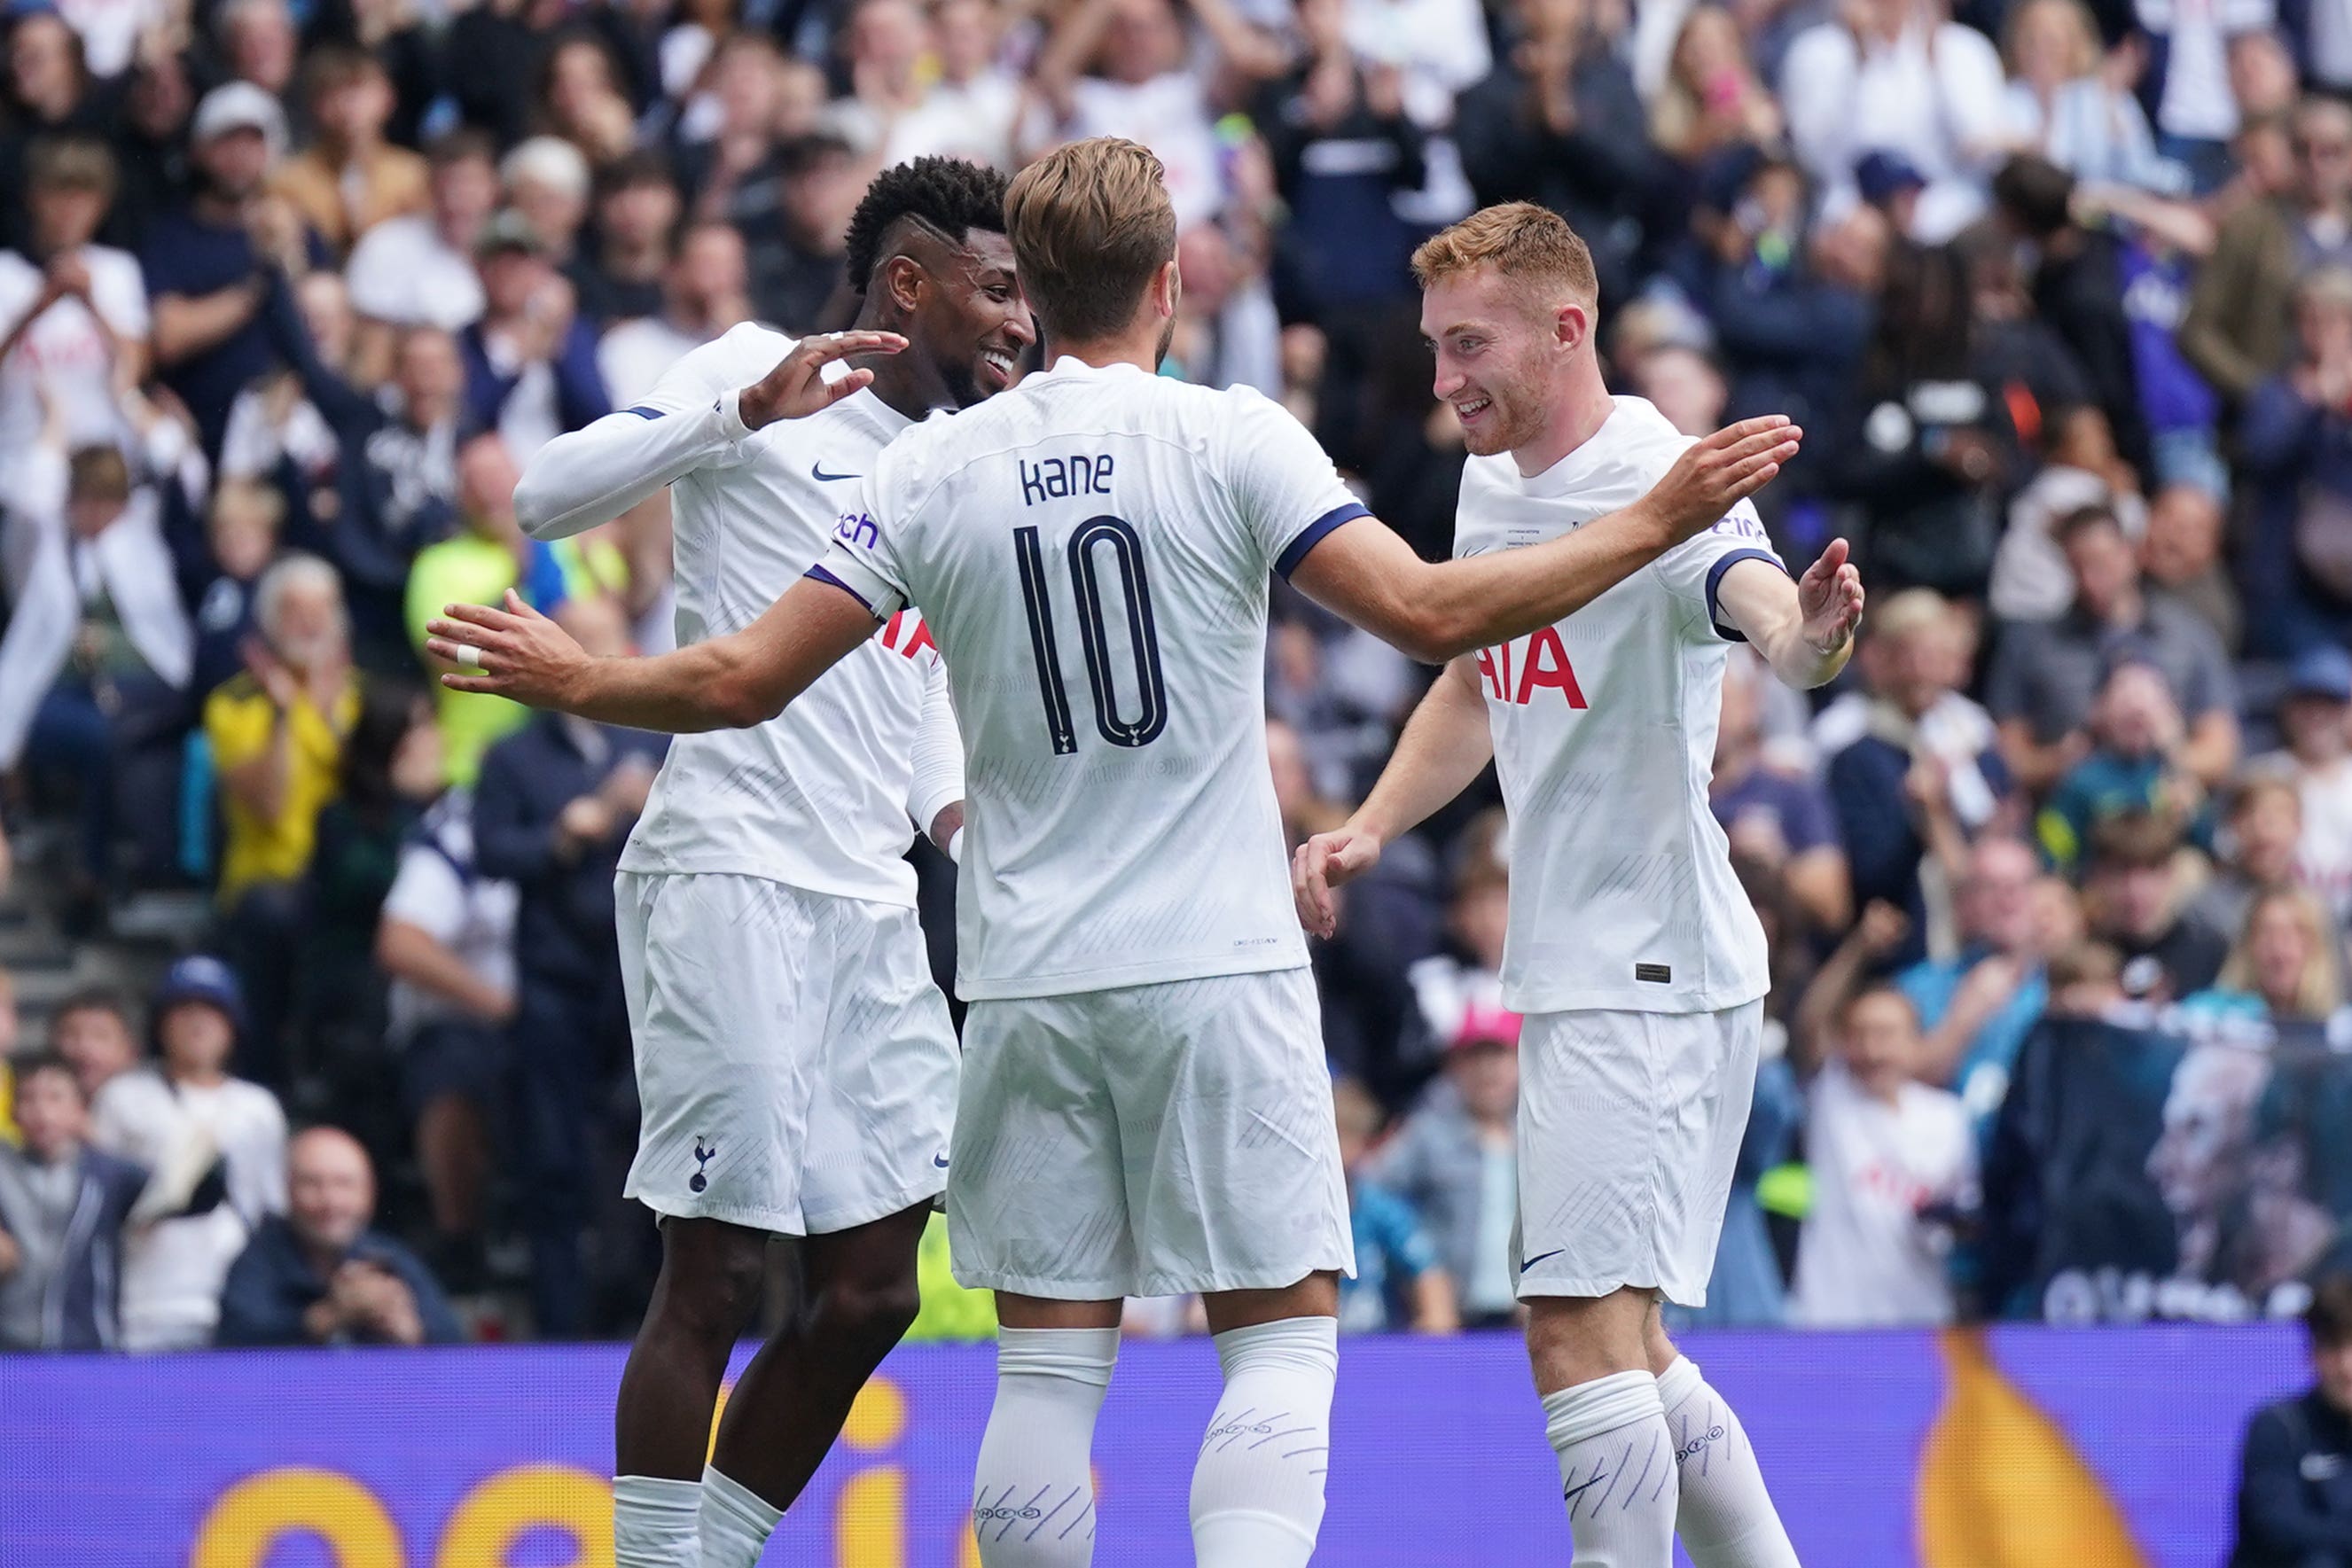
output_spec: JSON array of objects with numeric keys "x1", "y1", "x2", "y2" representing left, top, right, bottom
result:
[
  {"x1": 553, "y1": 635, "x2": 777, "y2": 732},
  {"x1": 514, "y1": 395, "x2": 746, "y2": 540},
  {"x1": 1351, "y1": 661, "x2": 1492, "y2": 843},
  {"x1": 1406, "y1": 499, "x2": 1676, "y2": 661}
]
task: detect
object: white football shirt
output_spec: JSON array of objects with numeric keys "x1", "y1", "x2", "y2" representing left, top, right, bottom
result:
[
  {"x1": 1454, "y1": 395, "x2": 1779, "y2": 1015},
  {"x1": 515, "y1": 321, "x2": 962, "y2": 908},
  {"x1": 815, "y1": 355, "x2": 1368, "y2": 1000},
  {"x1": 1790, "y1": 1062, "x2": 1975, "y2": 1328}
]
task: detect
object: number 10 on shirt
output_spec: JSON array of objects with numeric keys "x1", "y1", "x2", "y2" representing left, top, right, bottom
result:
[{"x1": 1014, "y1": 518, "x2": 1168, "y2": 753}]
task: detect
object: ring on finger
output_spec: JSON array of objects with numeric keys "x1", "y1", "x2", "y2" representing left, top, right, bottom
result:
[{"x1": 453, "y1": 644, "x2": 487, "y2": 670}]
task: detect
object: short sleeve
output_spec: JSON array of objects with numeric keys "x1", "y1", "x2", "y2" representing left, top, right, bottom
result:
[
  {"x1": 809, "y1": 471, "x2": 910, "y2": 620},
  {"x1": 1218, "y1": 389, "x2": 1368, "y2": 579},
  {"x1": 98, "y1": 253, "x2": 150, "y2": 339},
  {"x1": 1653, "y1": 499, "x2": 1785, "y2": 640},
  {"x1": 381, "y1": 843, "x2": 466, "y2": 945}
]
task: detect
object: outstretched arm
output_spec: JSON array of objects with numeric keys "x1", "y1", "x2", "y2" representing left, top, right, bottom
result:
[
  {"x1": 1715, "y1": 537, "x2": 1864, "y2": 690},
  {"x1": 1288, "y1": 417, "x2": 1801, "y2": 663},
  {"x1": 428, "y1": 579, "x2": 880, "y2": 731},
  {"x1": 1293, "y1": 657, "x2": 1491, "y2": 935}
]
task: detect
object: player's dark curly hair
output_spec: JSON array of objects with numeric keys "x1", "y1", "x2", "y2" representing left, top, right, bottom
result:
[{"x1": 842, "y1": 156, "x2": 1012, "y2": 297}]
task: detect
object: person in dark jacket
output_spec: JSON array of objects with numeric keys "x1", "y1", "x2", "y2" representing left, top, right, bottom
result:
[
  {"x1": 472, "y1": 593, "x2": 664, "y2": 1336},
  {"x1": 0, "y1": 1055, "x2": 150, "y2": 1351},
  {"x1": 2233, "y1": 1272, "x2": 2352, "y2": 1568},
  {"x1": 216, "y1": 1125, "x2": 462, "y2": 1346}
]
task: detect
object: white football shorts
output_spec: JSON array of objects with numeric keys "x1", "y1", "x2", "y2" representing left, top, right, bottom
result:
[
  {"x1": 949, "y1": 966, "x2": 1356, "y2": 1299},
  {"x1": 1514, "y1": 1000, "x2": 1763, "y2": 1307},
  {"x1": 617, "y1": 870, "x2": 958, "y2": 1236}
]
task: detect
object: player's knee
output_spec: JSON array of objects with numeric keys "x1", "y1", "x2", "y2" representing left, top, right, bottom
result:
[
  {"x1": 810, "y1": 1274, "x2": 922, "y2": 1361},
  {"x1": 657, "y1": 1229, "x2": 768, "y2": 1343}
]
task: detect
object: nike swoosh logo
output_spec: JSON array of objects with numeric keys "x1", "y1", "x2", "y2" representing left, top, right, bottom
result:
[
  {"x1": 933, "y1": 1153, "x2": 951, "y2": 1168},
  {"x1": 1520, "y1": 1248, "x2": 1567, "y2": 1275},
  {"x1": 811, "y1": 464, "x2": 862, "y2": 482}
]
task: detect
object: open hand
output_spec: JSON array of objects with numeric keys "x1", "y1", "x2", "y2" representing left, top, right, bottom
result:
[
  {"x1": 1796, "y1": 537, "x2": 1864, "y2": 655},
  {"x1": 426, "y1": 590, "x2": 587, "y2": 709},
  {"x1": 1293, "y1": 825, "x2": 1384, "y2": 937},
  {"x1": 1645, "y1": 417, "x2": 1802, "y2": 542},
  {"x1": 738, "y1": 331, "x2": 909, "y2": 431}
]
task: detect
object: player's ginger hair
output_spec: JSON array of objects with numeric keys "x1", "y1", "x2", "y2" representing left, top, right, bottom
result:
[
  {"x1": 1004, "y1": 136, "x2": 1176, "y2": 344},
  {"x1": 1410, "y1": 201, "x2": 1599, "y2": 308}
]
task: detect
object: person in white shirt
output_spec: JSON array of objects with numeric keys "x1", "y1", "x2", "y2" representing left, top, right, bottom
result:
[
  {"x1": 0, "y1": 137, "x2": 150, "y2": 506},
  {"x1": 88, "y1": 957, "x2": 289, "y2": 1351},
  {"x1": 345, "y1": 130, "x2": 499, "y2": 379},
  {"x1": 505, "y1": 159, "x2": 1028, "y2": 1568},
  {"x1": 1792, "y1": 986, "x2": 1976, "y2": 1327},
  {"x1": 1294, "y1": 204, "x2": 1861, "y2": 1566},
  {"x1": 596, "y1": 220, "x2": 753, "y2": 408},
  {"x1": 434, "y1": 138, "x2": 1796, "y2": 1568},
  {"x1": 1780, "y1": 0, "x2": 2010, "y2": 240}
]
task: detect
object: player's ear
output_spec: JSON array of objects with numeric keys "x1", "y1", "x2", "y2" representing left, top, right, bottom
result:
[
  {"x1": 1555, "y1": 299, "x2": 1590, "y2": 354},
  {"x1": 1154, "y1": 256, "x2": 1182, "y2": 320},
  {"x1": 882, "y1": 254, "x2": 925, "y2": 316}
]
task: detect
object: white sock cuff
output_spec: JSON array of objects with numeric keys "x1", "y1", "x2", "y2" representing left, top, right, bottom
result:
[
  {"x1": 997, "y1": 1325, "x2": 1121, "y2": 1388},
  {"x1": 701, "y1": 1464, "x2": 784, "y2": 1533},
  {"x1": 613, "y1": 1473, "x2": 701, "y2": 1513},
  {"x1": 1211, "y1": 1315, "x2": 1339, "y2": 1380},
  {"x1": 1656, "y1": 1353, "x2": 1704, "y2": 1411},
  {"x1": 1542, "y1": 1370, "x2": 1665, "y2": 1450}
]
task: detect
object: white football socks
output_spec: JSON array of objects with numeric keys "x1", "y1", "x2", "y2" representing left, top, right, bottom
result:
[
  {"x1": 970, "y1": 1326, "x2": 1120, "y2": 1566},
  {"x1": 1657, "y1": 1356, "x2": 1800, "y2": 1567},
  {"x1": 1543, "y1": 1370, "x2": 1676, "y2": 1567},
  {"x1": 613, "y1": 1473, "x2": 700, "y2": 1568},
  {"x1": 694, "y1": 1464, "x2": 784, "y2": 1568},
  {"x1": 1190, "y1": 1316, "x2": 1340, "y2": 1568}
]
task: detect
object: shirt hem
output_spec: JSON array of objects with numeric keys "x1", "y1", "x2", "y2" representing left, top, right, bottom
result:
[
  {"x1": 1502, "y1": 979, "x2": 1769, "y2": 1016},
  {"x1": 612, "y1": 856, "x2": 919, "y2": 910},
  {"x1": 957, "y1": 948, "x2": 1309, "y2": 1001}
]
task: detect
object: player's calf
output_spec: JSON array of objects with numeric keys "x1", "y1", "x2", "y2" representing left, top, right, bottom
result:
[
  {"x1": 1654, "y1": 1353, "x2": 1801, "y2": 1568},
  {"x1": 1531, "y1": 1291, "x2": 1676, "y2": 1567},
  {"x1": 971, "y1": 1308, "x2": 1121, "y2": 1567}
]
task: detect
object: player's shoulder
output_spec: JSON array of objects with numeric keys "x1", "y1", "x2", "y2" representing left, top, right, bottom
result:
[
  {"x1": 1596, "y1": 395, "x2": 1696, "y2": 472},
  {"x1": 697, "y1": 319, "x2": 797, "y2": 381}
]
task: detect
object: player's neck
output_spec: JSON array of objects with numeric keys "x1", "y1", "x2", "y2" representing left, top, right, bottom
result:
[
  {"x1": 1035, "y1": 323, "x2": 1168, "y2": 378},
  {"x1": 850, "y1": 300, "x2": 951, "y2": 420},
  {"x1": 1508, "y1": 372, "x2": 1616, "y2": 479}
]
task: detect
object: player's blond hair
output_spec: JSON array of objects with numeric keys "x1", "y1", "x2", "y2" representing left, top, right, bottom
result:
[
  {"x1": 1411, "y1": 202, "x2": 1598, "y2": 307},
  {"x1": 1004, "y1": 137, "x2": 1177, "y2": 344}
]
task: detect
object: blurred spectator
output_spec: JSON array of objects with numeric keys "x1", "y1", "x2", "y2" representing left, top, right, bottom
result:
[
  {"x1": 2135, "y1": 0, "x2": 2274, "y2": 195},
  {"x1": 873, "y1": 0, "x2": 1023, "y2": 169},
  {"x1": 501, "y1": 137, "x2": 594, "y2": 277},
  {"x1": 1897, "y1": 837, "x2": 2051, "y2": 1123},
  {"x1": 2181, "y1": 98, "x2": 2352, "y2": 407},
  {"x1": 1781, "y1": 0, "x2": 2007, "y2": 243},
  {"x1": 1455, "y1": 0, "x2": 1653, "y2": 306},
  {"x1": 2084, "y1": 808, "x2": 2231, "y2": 1001},
  {"x1": 376, "y1": 783, "x2": 518, "y2": 1284},
  {"x1": 1024, "y1": 0, "x2": 1282, "y2": 231},
  {"x1": 1989, "y1": 407, "x2": 2148, "y2": 623},
  {"x1": 50, "y1": 987, "x2": 138, "y2": 1103},
  {"x1": 2231, "y1": 1273, "x2": 2352, "y2": 1568},
  {"x1": 215, "y1": 0, "x2": 301, "y2": 99},
  {"x1": 205, "y1": 553, "x2": 363, "y2": 1081},
  {"x1": 1987, "y1": 503, "x2": 2240, "y2": 794},
  {"x1": 1999, "y1": 0, "x2": 2184, "y2": 192},
  {"x1": 0, "y1": 439, "x2": 193, "y2": 915},
  {"x1": 0, "y1": 12, "x2": 115, "y2": 243},
  {"x1": 1371, "y1": 1003, "x2": 1520, "y2": 1330},
  {"x1": 345, "y1": 130, "x2": 498, "y2": 374},
  {"x1": 1713, "y1": 649, "x2": 1851, "y2": 938},
  {"x1": 1826, "y1": 589, "x2": 2015, "y2": 966},
  {"x1": 188, "y1": 480, "x2": 285, "y2": 698},
  {"x1": 1333, "y1": 1075, "x2": 1457, "y2": 1334},
  {"x1": 2186, "y1": 885, "x2": 2346, "y2": 1023},
  {"x1": 2141, "y1": 482, "x2": 2242, "y2": 652},
  {"x1": 1825, "y1": 240, "x2": 2016, "y2": 594},
  {"x1": 1790, "y1": 985, "x2": 1976, "y2": 1327},
  {"x1": 2238, "y1": 268, "x2": 2352, "y2": 659},
  {"x1": 460, "y1": 211, "x2": 610, "y2": 463},
  {"x1": 216, "y1": 1125, "x2": 461, "y2": 1346},
  {"x1": 2037, "y1": 657, "x2": 2213, "y2": 872},
  {"x1": 2192, "y1": 773, "x2": 2314, "y2": 945},
  {"x1": 473, "y1": 594, "x2": 663, "y2": 1335},
  {"x1": 219, "y1": 268, "x2": 349, "y2": 492},
  {"x1": 0, "y1": 1054, "x2": 147, "y2": 1351},
  {"x1": 90, "y1": 957, "x2": 288, "y2": 1350},
  {"x1": 577, "y1": 153, "x2": 680, "y2": 325},
  {"x1": 270, "y1": 46, "x2": 426, "y2": 258},
  {"x1": 1406, "y1": 807, "x2": 1510, "y2": 1047},
  {"x1": 1650, "y1": 6, "x2": 1782, "y2": 165},
  {"x1": 2257, "y1": 646, "x2": 2352, "y2": 919},
  {"x1": 0, "y1": 137, "x2": 148, "y2": 483},
  {"x1": 534, "y1": 32, "x2": 640, "y2": 171},
  {"x1": 596, "y1": 219, "x2": 749, "y2": 405},
  {"x1": 142, "y1": 82, "x2": 307, "y2": 462},
  {"x1": 408, "y1": 433, "x2": 625, "y2": 784}
]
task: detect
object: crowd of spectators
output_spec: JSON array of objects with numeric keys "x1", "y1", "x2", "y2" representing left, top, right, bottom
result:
[{"x1": 0, "y1": 0, "x2": 2347, "y2": 1348}]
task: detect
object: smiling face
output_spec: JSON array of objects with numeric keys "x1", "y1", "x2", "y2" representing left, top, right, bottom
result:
[
  {"x1": 897, "y1": 225, "x2": 1034, "y2": 406},
  {"x1": 1419, "y1": 264, "x2": 1584, "y2": 458}
]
